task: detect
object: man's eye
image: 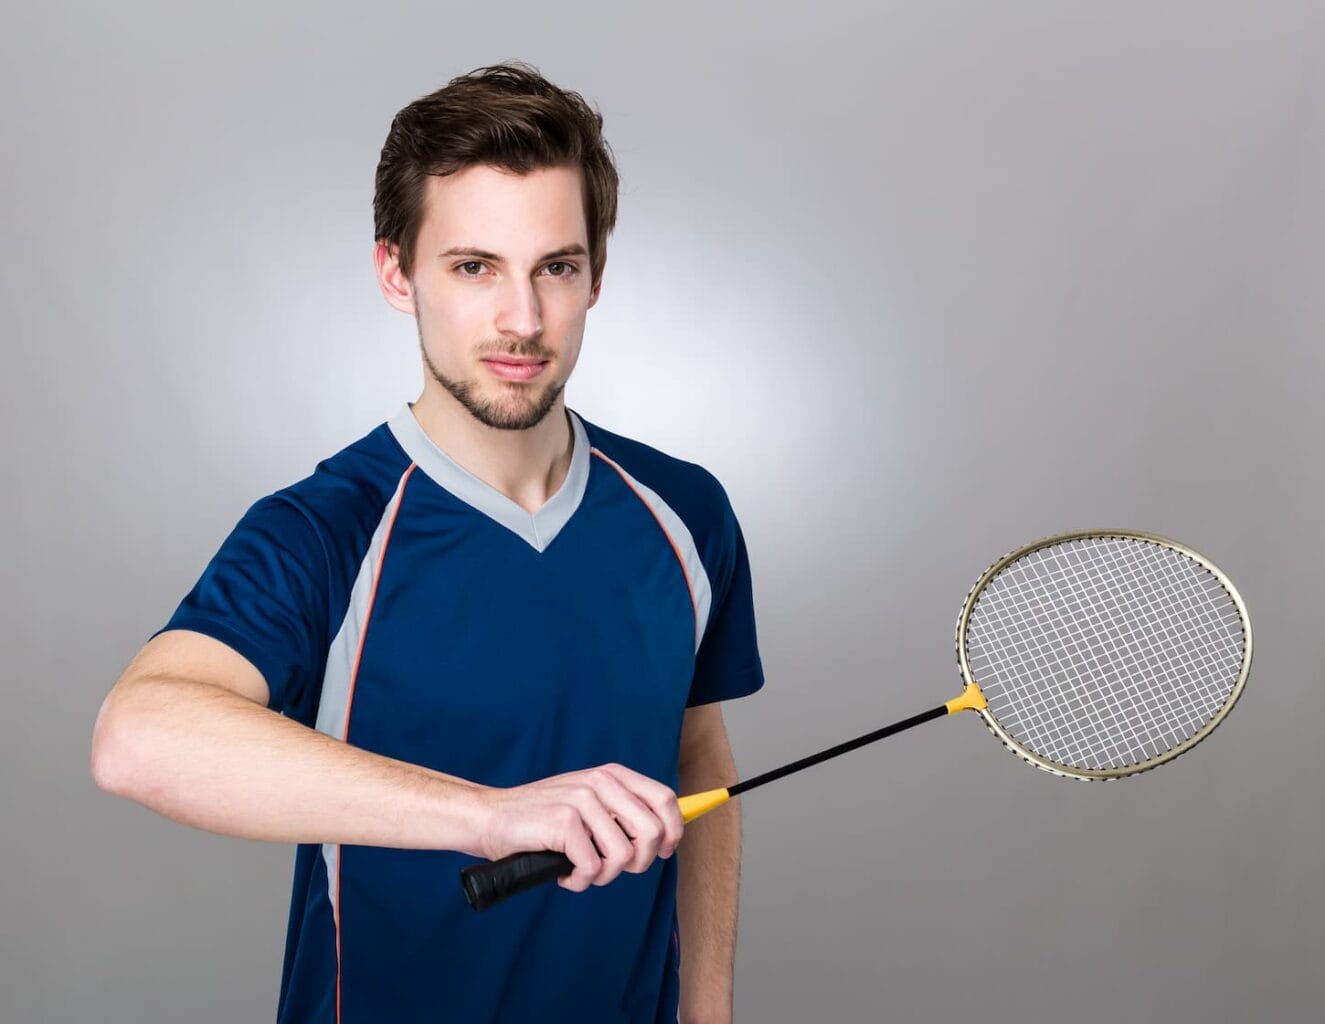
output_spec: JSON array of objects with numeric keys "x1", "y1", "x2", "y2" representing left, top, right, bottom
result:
[
  {"x1": 458, "y1": 261, "x2": 485, "y2": 276},
  {"x1": 544, "y1": 261, "x2": 579, "y2": 277}
]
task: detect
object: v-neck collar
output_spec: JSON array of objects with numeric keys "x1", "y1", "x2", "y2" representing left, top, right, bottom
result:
[{"x1": 386, "y1": 402, "x2": 591, "y2": 553}]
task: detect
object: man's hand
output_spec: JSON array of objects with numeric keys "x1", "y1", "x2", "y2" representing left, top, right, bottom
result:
[{"x1": 476, "y1": 764, "x2": 685, "y2": 892}]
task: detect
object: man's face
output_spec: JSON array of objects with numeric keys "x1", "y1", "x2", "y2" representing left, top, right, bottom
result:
[{"x1": 381, "y1": 162, "x2": 602, "y2": 431}]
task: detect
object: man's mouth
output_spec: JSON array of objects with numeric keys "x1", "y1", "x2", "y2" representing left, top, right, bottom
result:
[{"x1": 481, "y1": 356, "x2": 549, "y2": 382}]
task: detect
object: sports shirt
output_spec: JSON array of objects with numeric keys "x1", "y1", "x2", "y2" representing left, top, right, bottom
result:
[{"x1": 155, "y1": 402, "x2": 765, "y2": 1023}]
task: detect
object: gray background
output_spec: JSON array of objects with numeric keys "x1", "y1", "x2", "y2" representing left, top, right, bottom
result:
[{"x1": 3, "y1": 1, "x2": 1322, "y2": 1021}]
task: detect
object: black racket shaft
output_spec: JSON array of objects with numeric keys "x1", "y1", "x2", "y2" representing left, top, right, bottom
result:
[{"x1": 460, "y1": 702, "x2": 949, "y2": 911}]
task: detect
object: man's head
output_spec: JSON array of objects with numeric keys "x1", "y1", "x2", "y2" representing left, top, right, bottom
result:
[{"x1": 372, "y1": 62, "x2": 619, "y2": 431}]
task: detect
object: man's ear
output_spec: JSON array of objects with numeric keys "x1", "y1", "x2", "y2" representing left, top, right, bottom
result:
[{"x1": 374, "y1": 240, "x2": 416, "y2": 315}]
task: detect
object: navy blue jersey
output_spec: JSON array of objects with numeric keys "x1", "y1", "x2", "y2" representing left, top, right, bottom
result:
[{"x1": 155, "y1": 403, "x2": 764, "y2": 1023}]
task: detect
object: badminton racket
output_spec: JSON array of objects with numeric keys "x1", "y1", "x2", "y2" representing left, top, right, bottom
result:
[{"x1": 460, "y1": 528, "x2": 1252, "y2": 911}]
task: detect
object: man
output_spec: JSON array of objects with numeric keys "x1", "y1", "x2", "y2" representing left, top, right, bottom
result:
[{"x1": 91, "y1": 61, "x2": 763, "y2": 1023}]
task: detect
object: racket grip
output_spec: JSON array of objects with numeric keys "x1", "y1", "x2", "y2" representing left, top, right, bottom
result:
[{"x1": 460, "y1": 850, "x2": 573, "y2": 911}]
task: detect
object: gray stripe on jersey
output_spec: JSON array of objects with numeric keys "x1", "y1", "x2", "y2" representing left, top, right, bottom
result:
[
  {"x1": 386, "y1": 403, "x2": 590, "y2": 553},
  {"x1": 590, "y1": 448, "x2": 714, "y2": 654},
  {"x1": 314, "y1": 463, "x2": 414, "y2": 925}
]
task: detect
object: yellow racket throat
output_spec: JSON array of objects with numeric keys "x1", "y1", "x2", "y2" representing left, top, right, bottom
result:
[
  {"x1": 678, "y1": 788, "x2": 731, "y2": 822},
  {"x1": 945, "y1": 682, "x2": 987, "y2": 715}
]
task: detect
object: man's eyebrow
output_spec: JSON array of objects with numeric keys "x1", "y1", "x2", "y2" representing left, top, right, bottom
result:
[{"x1": 439, "y1": 244, "x2": 589, "y2": 262}]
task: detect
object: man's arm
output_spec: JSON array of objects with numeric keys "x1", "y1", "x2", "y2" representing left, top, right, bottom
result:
[
  {"x1": 676, "y1": 702, "x2": 742, "y2": 1024},
  {"x1": 91, "y1": 629, "x2": 683, "y2": 891}
]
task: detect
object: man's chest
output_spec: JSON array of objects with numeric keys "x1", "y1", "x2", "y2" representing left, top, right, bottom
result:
[{"x1": 328, "y1": 497, "x2": 699, "y2": 785}]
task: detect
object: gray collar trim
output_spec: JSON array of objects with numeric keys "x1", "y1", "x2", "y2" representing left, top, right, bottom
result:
[{"x1": 386, "y1": 403, "x2": 591, "y2": 553}]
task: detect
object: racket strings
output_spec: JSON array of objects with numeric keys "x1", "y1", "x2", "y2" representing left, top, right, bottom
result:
[
  {"x1": 1006, "y1": 541, "x2": 1240, "y2": 767},
  {"x1": 993, "y1": 542, "x2": 1241, "y2": 768},
  {"x1": 964, "y1": 537, "x2": 1245, "y2": 772},
  {"x1": 1004, "y1": 546, "x2": 1231, "y2": 762}
]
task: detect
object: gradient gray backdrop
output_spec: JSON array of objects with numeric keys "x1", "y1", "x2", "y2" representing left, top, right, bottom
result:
[{"x1": 4, "y1": 2, "x2": 1322, "y2": 1021}]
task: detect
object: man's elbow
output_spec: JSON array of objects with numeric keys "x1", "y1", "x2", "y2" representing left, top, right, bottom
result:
[{"x1": 90, "y1": 685, "x2": 150, "y2": 798}]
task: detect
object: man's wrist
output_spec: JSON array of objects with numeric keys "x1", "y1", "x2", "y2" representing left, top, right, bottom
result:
[{"x1": 425, "y1": 772, "x2": 495, "y2": 857}]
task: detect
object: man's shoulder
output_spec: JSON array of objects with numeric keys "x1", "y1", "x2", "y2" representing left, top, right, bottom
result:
[
  {"x1": 243, "y1": 413, "x2": 413, "y2": 546},
  {"x1": 576, "y1": 412, "x2": 736, "y2": 528}
]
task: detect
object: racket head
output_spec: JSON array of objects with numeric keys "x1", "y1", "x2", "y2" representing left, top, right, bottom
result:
[{"x1": 955, "y1": 529, "x2": 1252, "y2": 781}]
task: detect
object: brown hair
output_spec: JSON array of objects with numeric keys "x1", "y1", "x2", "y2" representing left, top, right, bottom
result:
[{"x1": 373, "y1": 61, "x2": 619, "y2": 286}]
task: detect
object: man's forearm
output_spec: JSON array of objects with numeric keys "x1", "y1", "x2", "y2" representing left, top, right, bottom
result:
[
  {"x1": 676, "y1": 737, "x2": 741, "y2": 1024},
  {"x1": 91, "y1": 676, "x2": 488, "y2": 852}
]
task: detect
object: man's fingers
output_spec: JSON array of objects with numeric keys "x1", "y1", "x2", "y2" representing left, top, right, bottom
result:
[
  {"x1": 598, "y1": 763, "x2": 684, "y2": 857},
  {"x1": 512, "y1": 764, "x2": 684, "y2": 894},
  {"x1": 587, "y1": 772, "x2": 667, "y2": 873},
  {"x1": 646, "y1": 791, "x2": 684, "y2": 858},
  {"x1": 568, "y1": 789, "x2": 635, "y2": 886},
  {"x1": 555, "y1": 814, "x2": 601, "y2": 893}
]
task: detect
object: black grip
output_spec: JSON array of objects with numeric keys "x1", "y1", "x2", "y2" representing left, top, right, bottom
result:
[{"x1": 460, "y1": 850, "x2": 573, "y2": 911}]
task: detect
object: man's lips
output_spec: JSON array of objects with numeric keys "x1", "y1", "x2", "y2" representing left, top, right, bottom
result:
[{"x1": 482, "y1": 356, "x2": 549, "y2": 381}]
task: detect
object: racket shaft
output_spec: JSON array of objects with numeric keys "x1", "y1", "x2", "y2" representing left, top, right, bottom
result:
[{"x1": 730, "y1": 704, "x2": 948, "y2": 797}]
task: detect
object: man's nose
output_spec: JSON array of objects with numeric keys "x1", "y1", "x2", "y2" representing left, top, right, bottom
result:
[{"x1": 494, "y1": 276, "x2": 543, "y2": 339}]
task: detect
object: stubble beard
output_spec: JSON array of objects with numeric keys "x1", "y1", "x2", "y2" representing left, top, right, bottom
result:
[{"x1": 417, "y1": 323, "x2": 564, "y2": 432}]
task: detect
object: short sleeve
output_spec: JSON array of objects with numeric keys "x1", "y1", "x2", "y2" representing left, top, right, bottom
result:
[
  {"x1": 152, "y1": 494, "x2": 330, "y2": 717},
  {"x1": 686, "y1": 489, "x2": 765, "y2": 708}
]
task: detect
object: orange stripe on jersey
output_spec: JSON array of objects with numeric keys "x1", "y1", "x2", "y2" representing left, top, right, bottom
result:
[
  {"x1": 591, "y1": 449, "x2": 698, "y2": 620},
  {"x1": 336, "y1": 461, "x2": 416, "y2": 1024}
]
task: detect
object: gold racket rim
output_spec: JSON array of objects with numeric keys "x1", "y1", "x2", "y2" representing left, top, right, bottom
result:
[{"x1": 954, "y1": 528, "x2": 1254, "y2": 781}]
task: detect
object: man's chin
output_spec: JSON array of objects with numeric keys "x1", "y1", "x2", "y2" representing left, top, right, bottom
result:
[{"x1": 465, "y1": 385, "x2": 564, "y2": 432}]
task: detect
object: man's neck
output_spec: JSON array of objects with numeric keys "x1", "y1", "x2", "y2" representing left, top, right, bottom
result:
[{"x1": 407, "y1": 389, "x2": 575, "y2": 516}]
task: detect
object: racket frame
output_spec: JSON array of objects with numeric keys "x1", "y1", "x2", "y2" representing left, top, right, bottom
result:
[{"x1": 955, "y1": 528, "x2": 1253, "y2": 781}]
